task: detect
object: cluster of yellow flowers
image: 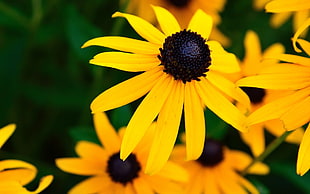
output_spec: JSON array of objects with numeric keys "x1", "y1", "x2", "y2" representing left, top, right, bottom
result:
[{"x1": 1, "y1": 0, "x2": 309, "y2": 193}]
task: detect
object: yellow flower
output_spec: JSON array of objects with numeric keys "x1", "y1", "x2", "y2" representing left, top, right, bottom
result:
[
  {"x1": 237, "y1": 21, "x2": 310, "y2": 175},
  {"x1": 56, "y1": 113, "x2": 188, "y2": 194},
  {"x1": 124, "y1": 0, "x2": 230, "y2": 46},
  {"x1": 0, "y1": 124, "x2": 53, "y2": 194},
  {"x1": 172, "y1": 138, "x2": 269, "y2": 194},
  {"x1": 83, "y1": 6, "x2": 249, "y2": 174},
  {"x1": 237, "y1": 30, "x2": 304, "y2": 157}
]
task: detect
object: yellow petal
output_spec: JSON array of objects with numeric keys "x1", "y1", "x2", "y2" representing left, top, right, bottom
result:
[
  {"x1": 93, "y1": 112, "x2": 120, "y2": 152},
  {"x1": 196, "y1": 79, "x2": 247, "y2": 132},
  {"x1": 274, "y1": 53, "x2": 310, "y2": 66},
  {"x1": 145, "y1": 81, "x2": 184, "y2": 174},
  {"x1": 151, "y1": 6, "x2": 180, "y2": 36},
  {"x1": 266, "y1": 0, "x2": 310, "y2": 13},
  {"x1": 295, "y1": 39, "x2": 310, "y2": 56},
  {"x1": 0, "y1": 159, "x2": 36, "y2": 172},
  {"x1": 240, "y1": 124, "x2": 265, "y2": 157},
  {"x1": 203, "y1": 169, "x2": 221, "y2": 194},
  {"x1": 156, "y1": 161, "x2": 188, "y2": 182},
  {"x1": 243, "y1": 30, "x2": 262, "y2": 74},
  {"x1": 69, "y1": 176, "x2": 112, "y2": 194},
  {"x1": 208, "y1": 41, "x2": 240, "y2": 73},
  {"x1": 75, "y1": 141, "x2": 108, "y2": 160},
  {"x1": 270, "y1": 12, "x2": 291, "y2": 28},
  {"x1": 297, "y1": 123, "x2": 310, "y2": 175},
  {"x1": 120, "y1": 74, "x2": 173, "y2": 160},
  {"x1": 124, "y1": 184, "x2": 135, "y2": 194},
  {"x1": 187, "y1": 9, "x2": 213, "y2": 40},
  {"x1": 144, "y1": 175, "x2": 183, "y2": 194},
  {"x1": 55, "y1": 158, "x2": 104, "y2": 176},
  {"x1": 82, "y1": 36, "x2": 159, "y2": 54},
  {"x1": 292, "y1": 18, "x2": 310, "y2": 52},
  {"x1": 33, "y1": 175, "x2": 53, "y2": 193},
  {"x1": 133, "y1": 177, "x2": 153, "y2": 194},
  {"x1": 112, "y1": 12, "x2": 165, "y2": 45},
  {"x1": 216, "y1": 169, "x2": 247, "y2": 194},
  {"x1": 0, "y1": 124, "x2": 15, "y2": 148},
  {"x1": 184, "y1": 82, "x2": 205, "y2": 160},
  {"x1": 186, "y1": 169, "x2": 203, "y2": 194},
  {"x1": 293, "y1": 9, "x2": 309, "y2": 34},
  {"x1": 90, "y1": 52, "x2": 159, "y2": 72},
  {"x1": 91, "y1": 66, "x2": 163, "y2": 113},
  {"x1": 0, "y1": 169, "x2": 36, "y2": 186},
  {"x1": 237, "y1": 176, "x2": 259, "y2": 194}
]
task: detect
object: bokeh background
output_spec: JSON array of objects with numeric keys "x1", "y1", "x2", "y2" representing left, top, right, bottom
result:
[{"x1": 1, "y1": 0, "x2": 310, "y2": 193}]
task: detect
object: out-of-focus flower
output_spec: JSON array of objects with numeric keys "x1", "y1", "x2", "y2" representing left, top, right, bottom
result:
[
  {"x1": 0, "y1": 124, "x2": 53, "y2": 194},
  {"x1": 172, "y1": 138, "x2": 269, "y2": 194},
  {"x1": 56, "y1": 113, "x2": 188, "y2": 194},
  {"x1": 83, "y1": 6, "x2": 249, "y2": 174}
]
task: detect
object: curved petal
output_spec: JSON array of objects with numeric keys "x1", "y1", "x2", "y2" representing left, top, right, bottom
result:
[
  {"x1": 69, "y1": 176, "x2": 112, "y2": 194},
  {"x1": 292, "y1": 18, "x2": 310, "y2": 52},
  {"x1": 274, "y1": 54, "x2": 310, "y2": 66},
  {"x1": 93, "y1": 112, "x2": 120, "y2": 152},
  {"x1": 184, "y1": 82, "x2": 205, "y2": 160},
  {"x1": 90, "y1": 52, "x2": 159, "y2": 72},
  {"x1": 82, "y1": 36, "x2": 159, "y2": 54},
  {"x1": 237, "y1": 176, "x2": 259, "y2": 194},
  {"x1": 156, "y1": 161, "x2": 188, "y2": 182},
  {"x1": 151, "y1": 6, "x2": 180, "y2": 36},
  {"x1": 195, "y1": 79, "x2": 247, "y2": 132},
  {"x1": 0, "y1": 124, "x2": 15, "y2": 148},
  {"x1": 297, "y1": 123, "x2": 310, "y2": 176},
  {"x1": 0, "y1": 159, "x2": 36, "y2": 171},
  {"x1": 295, "y1": 39, "x2": 310, "y2": 56},
  {"x1": 240, "y1": 124, "x2": 265, "y2": 157},
  {"x1": 33, "y1": 175, "x2": 53, "y2": 193},
  {"x1": 145, "y1": 81, "x2": 184, "y2": 174},
  {"x1": 266, "y1": 0, "x2": 310, "y2": 13},
  {"x1": 91, "y1": 66, "x2": 163, "y2": 113},
  {"x1": 75, "y1": 141, "x2": 108, "y2": 160},
  {"x1": 0, "y1": 169, "x2": 36, "y2": 186},
  {"x1": 120, "y1": 75, "x2": 173, "y2": 161},
  {"x1": 112, "y1": 12, "x2": 165, "y2": 45},
  {"x1": 187, "y1": 9, "x2": 213, "y2": 40}
]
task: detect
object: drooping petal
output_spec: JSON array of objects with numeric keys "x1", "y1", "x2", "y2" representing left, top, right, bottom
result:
[
  {"x1": 237, "y1": 176, "x2": 259, "y2": 194},
  {"x1": 156, "y1": 161, "x2": 188, "y2": 182},
  {"x1": 195, "y1": 79, "x2": 247, "y2": 132},
  {"x1": 90, "y1": 52, "x2": 159, "y2": 72},
  {"x1": 151, "y1": 6, "x2": 180, "y2": 36},
  {"x1": 240, "y1": 124, "x2": 265, "y2": 157},
  {"x1": 91, "y1": 66, "x2": 163, "y2": 113},
  {"x1": 93, "y1": 112, "x2": 121, "y2": 152},
  {"x1": 266, "y1": 0, "x2": 310, "y2": 13},
  {"x1": 292, "y1": 18, "x2": 310, "y2": 52},
  {"x1": 273, "y1": 54, "x2": 310, "y2": 66},
  {"x1": 120, "y1": 74, "x2": 173, "y2": 161},
  {"x1": 69, "y1": 176, "x2": 112, "y2": 194},
  {"x1": 112, "y1": 12, "x2": 165, "y2": 45},
  {"x1": 82, "y1": 36, "x2": 159, "y2": 54},
  {"x1": 296, "y1": 39, "x2": 310, "y2": 56},
  {"x1": 145, "y1": 81, "x2": 184, "y2": 174},
  {"x1": 184, "y1": 82, "x2": 205, "y2": 160},
  {"x1": 187, "y1": 9, "x2": 212, "y2": 40},
  {"x1": 55, "y1": 158, "x2": 104, "y2": 176},
  {"x1": 75, "y1": 141, "x2": 108, "y2": 160},
  {"x1": 0, "y1": 124, "x2": 15, "y2": 148},
  {"x1": 216, "y1": 168, "x2": 247, "y2": 194},
  {"x1": 297, "y1": 123, "x2": 310, "y2": 176},
  {"x1": 32, "y1": 175, "x2": 53, "y2": 193}
]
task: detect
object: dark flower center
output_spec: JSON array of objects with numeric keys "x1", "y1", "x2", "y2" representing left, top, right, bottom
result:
[
  {"x1": 106, "y1": 152, "x2": 141, "y2": 185},
  {"x1": 158, "y1": 29, "x2": 211, "y2": 83},
  {"x1": 241, "y1": 87, "x2": 266, "y2": 104},
  {"x1": 196, "y1": 139, "x2": 224, "y2": 167},
  {"x1": 167, "y1": 0, "x2": 191, "y2": 8}
]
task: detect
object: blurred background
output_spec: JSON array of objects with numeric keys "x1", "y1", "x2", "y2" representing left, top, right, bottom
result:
[{"x1": 0, "y1": 0, "x2": 309, "y2": 193}]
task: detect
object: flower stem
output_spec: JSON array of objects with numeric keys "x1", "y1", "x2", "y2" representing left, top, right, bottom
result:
[
  {"x1": 241, "y1": 130, "x2": 293, "y2": 175},
  {"x1": 0, "y1": 1, "x2": 30, "y2": 29}
]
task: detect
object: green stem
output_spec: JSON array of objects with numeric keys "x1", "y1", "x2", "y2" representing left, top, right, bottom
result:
[
  {"x1": 0, "y1": 1, "x2": 30, "y2": 29},
  {"x1": 31, "y1": 0, "x2": 43, "y2": 30},
  {"x1": 241, "y1": 130, "x2": 293, "y2": 176}
]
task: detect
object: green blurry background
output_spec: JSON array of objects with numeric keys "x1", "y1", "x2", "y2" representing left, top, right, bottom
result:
[{"x1": 0, "y1": 0, "x2": 309, "y2": 193}]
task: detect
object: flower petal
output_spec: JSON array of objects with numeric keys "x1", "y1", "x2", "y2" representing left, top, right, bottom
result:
[
  {"x1": 82, "y1": 36, "x2": 159, "y2": 54},
  {"x1": 144, "y1": 175, "x2": 183, "y2": 194},
  {"x1": 133, "y1": 177, "x2": 153, "y2": 194},
  {"x1": 196, "y1": 79, "x2": 247, "y2": 132},
  {"x1": 93, "y1": 112, "x2": 121, "y2": 152},
  {"x1": 120, "y1": 74, "x2": 173, "y2": 160},
  {"x1": 240, "y1": 124, "x2": 265, "y2": 157},
  {"x1": 90, "y1": 52, "x2": 159, "y2": 72},
  {"x1": 297, "y1": 123, "x2": 310, "y2": 176},
  {"x1": 75, "y1": 141, "x2": 108, "y2": 160},
  {"x1": 203, "y1": 169, "x2": 221, "y2": 194},
  {"x1": 187, "y1": 9, "x2": 213, "y2": 39},
  {"x1": 33, "y1": 175, "x2": 53, "y2": 193},
  {"x1": 151, "y1": 6, "x2": 180, "y2": 36},
  {"x1": 91, "y1": 67, "x2": 163, "y2": 113},
  {"x1": 243, "y1": 30, "x2": 262, "y2": 74},
  {"x1": 0, "y1": 124, "x2": 15, "y2": 148},
  {"x1": 112, "y1": 12, "x2": 165, "y2": 45},
  {"x1": 69, "y1": 176, "x2": 112, "y2": 194},
  {"x1": 292, "y1": 18, "x2": 310, "y2": 52},
  {"x1": 156, "y1": 161, "x2": 188, "y2": 182},
  {"x1": 237, "y1": 176, "x2": 259, "y2": 194},
  {"x1": 145, "y1": 81, "x2": 184, "y2": 174},
  {"x1": 266, "y1": 0, "x2": 310, "y2": 13},
  {"x1": 184, "y1": 82, "x2": 205, "y2": 160},
  {"x1": 0, "y1": 159, "x2": 36, "y2": 172},
  {"x1": 273, "y1": 54, "x2": 310, "y2": 66},
  {"x1": 0, "y1": 169, "x2": 36, "y2": 186},
  {"x1": 295, "y1": 39, "x2": 310, "y2": 56}
]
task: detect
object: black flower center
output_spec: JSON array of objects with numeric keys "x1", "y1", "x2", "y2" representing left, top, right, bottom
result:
[
  {"x1": 107, "y1": 152, "x2": 141, "y2": 185},
  {"x1": 196, "y1": 139, "x2": 224, "y2": 167},
  {"x1": 167, "y1": 0, "x2": 191, "y2": 8},
  {"x1": 158, "y1": 29, "x2": 211, "y2": 83},
  {"x1": 241, "y1": 87, "x2": 266, "y2": 104}
]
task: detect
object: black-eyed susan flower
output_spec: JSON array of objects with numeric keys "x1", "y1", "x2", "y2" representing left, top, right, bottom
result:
[
  {"x1": 83, "y1": 6, "x2": 249, "y2": 174},
  {"x1": 0, "y1": 124, "x2": 53, "y2": 193},
  {"x1": 238, "y1": 21, "x2": 310, "y2": 175},
  {"x1": 172, "y1": 138, "x2": 269, "y2": 194},
  {"x1": 236, "y1": 30, "x2": 304, "y2": 157},
  {"x1": 125, "y1": 0, "x2": 230, "y2": 46},
  {"x1": 56, "y1": 113, "x2": 188, "y2": 194}
]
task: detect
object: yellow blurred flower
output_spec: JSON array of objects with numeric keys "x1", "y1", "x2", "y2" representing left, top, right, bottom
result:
[
  {"x1": 0, "y1": 124, "x2": 53, "y2": 194},
  {"x1": 83, "y1": 6, "x2": 249, "y2": 174},
  {"x1": 56, "y1": 113, "x2": 188, "y2": 194},
  {"x1": 172, "y1": 138, "x2": 269, "y2": 194}
]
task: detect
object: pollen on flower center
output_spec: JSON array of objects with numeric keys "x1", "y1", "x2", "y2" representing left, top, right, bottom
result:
[
  {"x1": 196, "y1": 139, "x2": 224, "y2": 167},
  {"x1": 167, "y1": 0, "x2": 191, "y2": 8},
  {"x1": 241, "y1": 87, "x2": 266, "y2": 104},
  {"x1": 158, "y1": 29, "x2": 211, "y2": 83},
  {"x1": 107, "y1": 152, "x2": 141, "y2": 185}
]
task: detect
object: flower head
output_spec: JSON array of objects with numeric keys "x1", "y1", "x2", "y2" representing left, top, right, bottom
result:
[
  {"x1": 0, "y1": 124, "x2": 53, "y2": 194},
  {"x1": 56, "y1": 113, "x2": 188, "y2": 194},
  {"x1": 172, "y1": 138, "x2": 269, "y2": 194},
  {"x1": 83, "y1": 6, "x2": 249, "y2": 174}
]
